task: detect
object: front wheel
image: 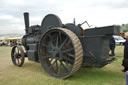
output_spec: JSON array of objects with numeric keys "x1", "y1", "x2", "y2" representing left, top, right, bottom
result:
[{"x1": 11, "y1": 46, "x2": 25, "y2": 67}]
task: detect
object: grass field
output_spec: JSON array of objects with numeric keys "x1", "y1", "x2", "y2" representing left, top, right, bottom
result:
[{"x1": 0, "y1": 46, "x2": 126, "y2": 85}]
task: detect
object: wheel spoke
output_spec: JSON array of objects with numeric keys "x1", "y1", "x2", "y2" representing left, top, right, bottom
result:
[
  {"x1": 13, "y1": 48, "x2": 17, "y2": 61},
  {"x1": 49, "y1": 57, "x2": 54, "y2": 63},
  {"x1": 50, "y1": 51, "x2": 56, "y2": 58},
  {"x1": 63, "y1": 56, "x2": 74, "y2": 63},
  {"x1": 48, "y1": 33, "x2": 53, "y2": 40},
  {"x1": 66, "y1": 39, "x2": 72, "y2": 45},
  {"x1": 17, "y1": 49, "x2": 19, "y2": 54},
  {"x1": 49, "y1": 59, "x2": 57, "y2": 71},
  {"x1": 62, "y1": 48, "x2": 74, "y2": 53},
  {"x1": 67, "y1": 53, "x2": 75, "y2": 58},
  {"x1": 48, "y1": 33, "x2": 54, "y2": 48},
  {"x1": 61, "y1": 61, "x2": 69, "y2": 72},
  {"x1": 49, "y1": 41, "x2": 54, "y2": 48},
  {"x1": 48, "y1": 50, "x2": 57, "y2": 63},
  {"x1": 13, "y1": 53, "x2": 17, "y2": 58},
  {"x1": 20, "y1": 57, "x2": 22, "y2": 61},
  {"x1": 65, "y1": 59, "x2": 71, "y2": 68},
  {"x1": 17, "y1": 58, "x2": 20, "y2": 64},
  {"x1": 57, "y1": 61, "x2": 61, "y2": 74},
  {"x1": 15, "y1": 48, "x2": 18, "y2": 53},
  {"x1": 56, "y1": 35, "x2": 59, "y2": 47},
  {"x1": 56, "y1": 60, "x2": 58, "y2": 73},
  {"x1": 14, "y1": 49, "x2": 17, "y2": 55},
  {"x1": 59, "y1": 38, "x2": 68, "y2": 49},
  {"x1": 58, "y1": 31, "x2": 62, "y2": 45}
]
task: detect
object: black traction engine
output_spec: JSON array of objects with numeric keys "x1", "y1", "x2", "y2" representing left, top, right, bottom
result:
[{"x1": 11, "y1": 12, "x2": 120, "y2": 79}]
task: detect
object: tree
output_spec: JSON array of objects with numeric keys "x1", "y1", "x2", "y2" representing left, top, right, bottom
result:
[{"x1": 120, "y1": 24, "x2": 128, "y2": 32}]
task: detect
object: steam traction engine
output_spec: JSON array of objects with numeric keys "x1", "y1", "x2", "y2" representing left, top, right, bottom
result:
[{"x1": 11, "y1": 12, "x2": 120, "y2": 79}]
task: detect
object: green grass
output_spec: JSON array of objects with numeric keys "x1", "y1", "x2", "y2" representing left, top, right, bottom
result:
[{"x1": 0, "y1": 46, "x2": 126, "y2": 85}]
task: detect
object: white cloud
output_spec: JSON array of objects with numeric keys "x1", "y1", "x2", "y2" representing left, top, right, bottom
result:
[
  {"x1": 0, "y1": 0, "x2": 128, "y2": 34},
  {"x1": 0, "y1": 15, "x2": 21, "y2": 22},
  {"x1": 4, "y1": 0, "x2": 25, "y2": 5},
  {"x1": 0, "y1": 15, "x2": 14, "y2": 20}
]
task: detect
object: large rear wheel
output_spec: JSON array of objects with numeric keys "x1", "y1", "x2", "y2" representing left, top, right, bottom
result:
[{"x1": 38, "y1": 28, "x2": 83, "y2": 79}]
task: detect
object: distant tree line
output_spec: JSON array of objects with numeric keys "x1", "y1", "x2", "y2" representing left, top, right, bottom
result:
[{"x1": 120, "y1": 24, "x2": 128, "y2": 32}]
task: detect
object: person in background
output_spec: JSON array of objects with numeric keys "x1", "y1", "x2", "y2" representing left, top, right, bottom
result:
[
  {"x1": 122, "y1": 32, "x2": 128, "y2": 72},
  {"x1": 109, "y1": 36, "x2": 116, "y2": 56}
]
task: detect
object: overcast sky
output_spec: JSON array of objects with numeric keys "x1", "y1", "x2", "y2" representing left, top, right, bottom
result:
[{"x1": 0, "y1": 0, "x2": 128, "y2": 34}]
